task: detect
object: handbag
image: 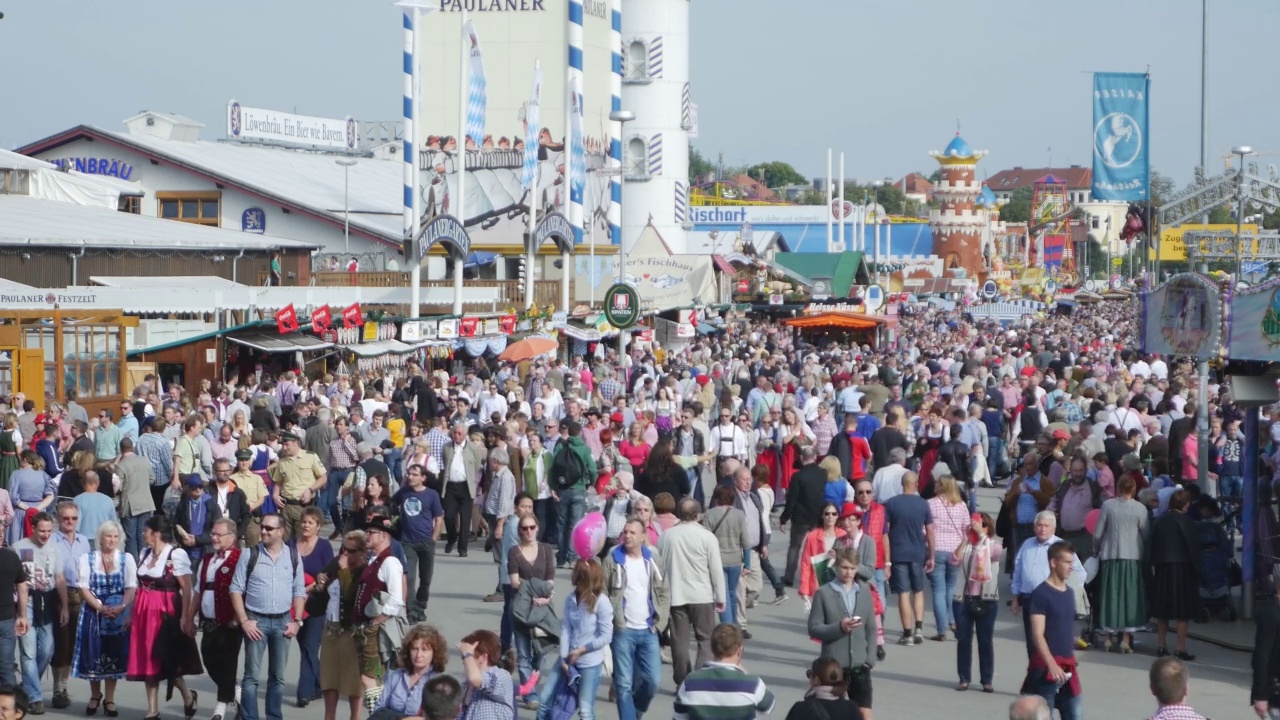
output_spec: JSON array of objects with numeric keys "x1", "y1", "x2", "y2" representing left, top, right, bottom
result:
[{"x1": 963, "y1": 595, "x2": 992, "y2": 617}]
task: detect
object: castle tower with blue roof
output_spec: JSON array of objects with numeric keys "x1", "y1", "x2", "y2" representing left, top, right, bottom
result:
[{"x1": 929, "y1": 132, "x2": 988, "y2": 278}]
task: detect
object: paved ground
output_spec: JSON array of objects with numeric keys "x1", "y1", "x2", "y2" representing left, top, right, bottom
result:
[{"x1": 37, "y1": 486, "x2": 1256, "y2": 719}]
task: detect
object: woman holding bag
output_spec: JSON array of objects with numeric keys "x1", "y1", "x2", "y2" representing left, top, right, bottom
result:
[{"x1": 950, "y1": 512, "x2": 1002, "y2": 693}]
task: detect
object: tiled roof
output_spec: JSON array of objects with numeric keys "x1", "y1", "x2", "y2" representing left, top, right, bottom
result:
[{"x1": 986, "y1": 166, "x2": 1092, "y2": 192}]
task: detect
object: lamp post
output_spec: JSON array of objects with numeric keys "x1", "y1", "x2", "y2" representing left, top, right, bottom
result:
[
  {"x1": 336, "y1": 159, "x2": 357, "y2": 255},
  {"x1": 871, "y1": 180, "x2": 884, "y2": 286},
  {"x1": 609, "y1": 109, "x2": 635, "y2": 358},
  {"x1": 1233, "y1": 145, "x2": 1253, "y2": 278}
]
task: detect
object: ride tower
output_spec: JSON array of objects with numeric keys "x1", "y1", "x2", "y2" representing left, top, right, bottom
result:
[
  {"x1": 1030, "y1": 174, "x2": 1072, "y2": 281},
  {"x1": 929, "y1": 133, "x2": 988, "y2": 278}
]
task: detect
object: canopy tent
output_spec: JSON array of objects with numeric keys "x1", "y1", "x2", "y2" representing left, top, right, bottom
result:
[
  {"x1": 225, "y1": 331, "x2": 333, "y2": 354},
  {"x1": 782, "y1": 311, "x2": 883, "y2": 330},
  {"x1": 965, "y1": 299, "x2": 1046, "y2": 323}
]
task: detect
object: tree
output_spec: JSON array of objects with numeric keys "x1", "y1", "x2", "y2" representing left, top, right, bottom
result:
[
  {"x1": 689, "y1": 145, "x2": 715, "y2": 184},
  {"x1": 746, "y1": 161, "x2": 808, "y2": 189},
  {"x1": 844, "y1": 182, "x2": 907, "y2": 216},
  {"x1": 999, "y1": 185, "x2": 1034, "y2": 223},
  {"x1": 797, "y1": 188, "x2": 827, "y2": 206},
  {"x1": 1206, "y1": 205, "x2": 1233, "y2": 224},
  {"x1": 1150, "y1": 169, "x2": 1176, "y2": 206},
  {"x1": 927, "y1": 169, "x2": 943, "y2": 184}
]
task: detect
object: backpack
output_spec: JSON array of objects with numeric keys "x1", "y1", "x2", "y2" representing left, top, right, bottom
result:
[
  {"x1": 246, "y1": 544, "x2": 301, "y2": 580},
  {"x1": 551, "y1": 442, "x2": 586, "y2": 492}
]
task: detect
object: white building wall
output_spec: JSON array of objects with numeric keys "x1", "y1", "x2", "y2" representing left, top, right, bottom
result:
[
  {"x1": 29, "y1": 139, "x2": 392, "y2": 264},
  {"x1": 620, "y1": 0, "x2": 689, "y2": 254}
]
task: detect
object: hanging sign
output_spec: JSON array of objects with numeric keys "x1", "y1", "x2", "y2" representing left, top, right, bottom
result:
[
  {"x1": 603, "y1": 282, "x2": 641, "y2": 330},
  {"x1": 482, "y1": 318, "x2": 502, "y2": 335},
  {"x1": 363, "y1": 321, "x2": 380, "y2": 342},
  {"x1": 458, "y1": 317, "x2": 479, "y2": 337},
  {"x1": 499, "y1": 315, "x2": 517, "y2": 335},
  {"x1": 437, "y1": 319, "x2": 459, "y2": 339},
  {"x1": 401, "y1": 321, "x2": 423, "y2": 343},
  {"x1": 310, "y1": 305, "x2": 333, "y2": 333},
  {"x1": 241, "y1": 208, "x2": 266, "y2": 234},
  {"x1": 864, "y1": 285, "x2": 885, "y2": 312},
  {"x1": 736, "y1": 279, "x2": 750, "y2": 294},
  {"x1": 342, "y1": 303, "x2": 364, "y2": 328},
  {"x1": 981, "y1": 280, "x2": 998, "y2": 300},
  {"x1": 275, "y1": 304, "x2": 299, "y2": 334},
  {"x1": 411, "y1": 214, "x2": 472, "y2": 268}
]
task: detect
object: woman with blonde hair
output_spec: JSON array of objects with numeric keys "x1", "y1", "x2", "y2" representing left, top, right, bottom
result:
[
  {"x1": 949, "y1": 512, "x2": 1001, "y2": 693},
  {"x1": 925, "y1": 476, "x2": 970, "y2": 641},
  {"x1": 73, "y1": 520, "x2": 137, "y2": 715},
  {"x1": 372, "y1": 623, "x2": 448, "y2": 717}
]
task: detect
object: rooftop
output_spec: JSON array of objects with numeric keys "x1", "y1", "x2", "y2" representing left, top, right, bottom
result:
[{"x1": 986, "y1": 166, "x2": 1092, "y2": 192}]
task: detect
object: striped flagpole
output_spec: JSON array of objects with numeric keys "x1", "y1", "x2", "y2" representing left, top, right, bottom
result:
[
  {"x1": 609, "y1": 0, "x2": 622, "y2": 250},
  {"x1": 404, "y1": 10, "x2": 421, "y2": 318},
  {"x1": 567, "y1": 0, "x2": 584, "y2": 247}
]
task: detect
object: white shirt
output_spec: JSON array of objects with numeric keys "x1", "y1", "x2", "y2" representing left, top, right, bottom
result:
[
  {"x1": 448, "y1": 442, "x2": 468, "y2": 483},
  {"x1": 1149, "y1": 358, "x2": 1168, "y2": 380},
  {"x1": 138, "y1": 545, "x2": 192, "y2": 579},
  {"x1": 709, "y1": 423, "x2": 747, "y2": 459},
  {"x1": 76, "y1": 551, "x2": 138, "y2": 593},
  {"x1": 1129, "y1": 360, "x2": 1151, "y2": 378},
  {"x1": 199, "y1": 550, "x2": 233, "y2": 619},
  {"x1": 622, "y1": 555, "x2": 651, "y2": 630},
  {"x1": 375, "y1": 554, "x2": 406, "y2": 617},
  {"x1": 872, "y1": 464, "x2": 909, "y2": 505}
]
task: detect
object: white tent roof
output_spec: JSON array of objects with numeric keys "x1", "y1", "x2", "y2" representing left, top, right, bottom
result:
[
  {"x1": 89, "y1": 276, "x2": 247, "y2": 289},
  {"x1": 0, "y1": 195, "x2": 317, "y2": 250}
]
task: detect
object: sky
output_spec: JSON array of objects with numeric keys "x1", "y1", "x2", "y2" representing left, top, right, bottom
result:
[{"x1": 2, "y1": 0, "x2": 1277, "y2": 189}]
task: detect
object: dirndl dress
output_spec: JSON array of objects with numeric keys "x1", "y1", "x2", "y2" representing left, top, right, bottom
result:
[
  {"x1": 126, "y1": 546, "x2": 204, "y2": 682},
  {"x1": 1151, "y1": 562, "x2": 1200, "y2": 621},
  {"x1": 72, "y1": 551, "x2": 130, "y2": 680},
  {"x1": 1096, "y1": 558, "x2": 1147, "y2": 633}
]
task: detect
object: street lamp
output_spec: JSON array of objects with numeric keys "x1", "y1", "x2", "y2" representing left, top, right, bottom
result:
[
  {"x1": 1233, "y1": 145, "x2": 1254, "y2": 278},
  {"x1": 609, "y1": 109, "x2": 635, "y2": 358},
  {"x1": 336, "y1": 159, "x2": 358, "y2": 255}
]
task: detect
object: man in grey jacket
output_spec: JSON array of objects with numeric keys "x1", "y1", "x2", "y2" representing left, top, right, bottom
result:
[
  {"x1": 807, "y1": 548, "x2": 878, "y2": 717},
  {"x1": 114, "y1": 437, "x2": 156, "y2": 558},
  {"x1": 604, "y1": 519, "x2": 669, "y2": 720}
]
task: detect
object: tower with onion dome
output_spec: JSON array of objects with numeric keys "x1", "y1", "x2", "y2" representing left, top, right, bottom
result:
[{"x1": 929, "y1": 133, "x2": 988, "y2": 278}]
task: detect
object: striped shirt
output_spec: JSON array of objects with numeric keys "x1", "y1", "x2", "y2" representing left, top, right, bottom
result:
[{"x1": 673, "y1": 662, "x2": 775, "y2": 720}]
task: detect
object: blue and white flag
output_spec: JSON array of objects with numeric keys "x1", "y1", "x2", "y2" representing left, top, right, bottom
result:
[
  {"x1": 1091, "y1": 72, "x2": 1149, "y2": 201},
  {"x1": 464, "y1": 20, "x2": 487, "y2": 148},
  {"x1": 520, "y1": 62, "x2": 542, "y2": 190},
  {"x1": 569, "y1": 76, "x2": 586, "y2": 196}
]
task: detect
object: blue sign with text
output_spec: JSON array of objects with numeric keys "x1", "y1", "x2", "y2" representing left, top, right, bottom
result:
[{"x1": 1092, "y1": 72, "x2": 1150, "y2": 202}]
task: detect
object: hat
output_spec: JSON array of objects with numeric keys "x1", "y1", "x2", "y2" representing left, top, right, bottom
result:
[
  {"x1": 611, "y1": 412, "x2": 625, "y2": 425},
  {"x1": 234, "y1": 448, "x2": 254, "y2": 461},
  {"x1": 839, "y1": 503, "x2": 862, "y2": 521},
  {"x1": 280, "y1": 431, "x2": 303, "y2": 443},
  {"x1": 184, "y1": 474, "x2": 205, "y2": 489},
  {"x1": 1051, "y1": 428, "x2": 1070, "y2": 441},
  {"x1": 695, "y1": 375, "x2": 710, "y2": 386},
  {"x1": 364, "y1": 515, "x2": 395, "y2": 534}
]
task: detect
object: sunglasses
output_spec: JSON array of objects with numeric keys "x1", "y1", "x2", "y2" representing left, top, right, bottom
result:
[
  {"x1": 261, "y1": 525, "x2": 283, "y2": 532},
  {"x1": 856, "y1": 490, "x2": 873, "y2": 495},
  {"x1": 520, "y1": 525, "x2": 538, "y2": 531},
  {"x1": 342, "y1": 546, "x2": 361, "y2": 554},
  {"x1": 822, "y1": 511, "x2": 839, "y2": 517}
]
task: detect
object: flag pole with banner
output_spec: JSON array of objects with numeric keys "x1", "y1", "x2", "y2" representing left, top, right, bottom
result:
[
  {"x1": 1091, "y1": 72, "x2": 1150, "y2": 203},
  {"x1": 522, "y1": 59, "x2": 543, "y2": 309}
]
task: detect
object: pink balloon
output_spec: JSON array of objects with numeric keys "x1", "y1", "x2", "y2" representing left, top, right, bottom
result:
[
  {"x1": 1084, "y1": 509, "x2": 1101, "y2": 535},
  {"x1": 572, "y1": 512, "x2": 608, "y2": 560}
]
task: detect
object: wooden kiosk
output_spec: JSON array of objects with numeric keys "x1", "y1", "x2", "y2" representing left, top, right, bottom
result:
[{"x1": 0, "y1": 308, "x2": 138, "y2": 417}]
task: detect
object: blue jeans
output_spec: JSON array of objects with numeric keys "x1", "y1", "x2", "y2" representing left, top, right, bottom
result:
[
  {"x1": 384, "y1": 448, "x2": 404, "y2": 484},
  {"x1": 953, "y1": 598, "x2": 997, "y2": 685},
  {"x1": 295, "y1": 614, "x2": 324, "y2": 703},
  {"x1": 240, "y1": 613, "x2": 290, "y2": 720},
  {"x1": 874, "y1": 568, "x2": 887, "y2": 607},
  {"x1": 556, "y1": 487, "x2": 586, "y2": 566},
  {"x1": 123, "y1": 512, "x2": 148, "y2": 559},
  {"x1": 513, "y1": 627, "x2": 549, "y2": 701},
  {"x1": 685, "y1": 469, "x2": 705, "y2": 507},
  {"x1": 0, "y1": 619, "x2": 14, "y2": 688},
  {"x1": 612, "y1": 628, "x2": 661, "y2": 720},
  {"x1": 720, "y1": 566, "x2": 742, "y2": 625},
  {"x1": 1219, "y1": 474, "x2": 1243, "y2": 499},
  {"x1": 500, "y1": 585, "x2": 517, "y2": 652},
  {"x1": 928, "y1": 551, "x2": 959, "y2": 635},
  {"x1": 987, "y1": 438, "x2": 1004, "y2": 480},
  {"x1": 536, "y1": 661, "x2": 603, "y2": 720},
  {"x1": 326, "y1": 468, "x2": 352, "y2": 526},
  {"x1": 19, "y1": 610, "x2": 52, "y2": 704},
  {"x1": 1025, "y1": 675, "x2": 1083, "y2": 720}
]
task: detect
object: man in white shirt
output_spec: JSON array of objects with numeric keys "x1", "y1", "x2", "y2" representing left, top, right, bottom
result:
[
  {"x1": 478, "y1": 383, "x2": 508, "y2": 426},
  {"x1": 603, "y1": 519, "x2": 669, "y2": 720},
  {"x1": 1149, "y1": 355, "x2": 1168, "y2": 380},
  {"x1": 1129, "y1": 356, "x2": 1152, "y2": 379},
  {"x1": 188, "y1": 518, "x2": 243, "y2": 720},
  {"x1": 872, "y1": 448, "x2": 911, "y2": 504},
  {"x1": 709, "y1": 408, "x2": 747, "y2": 479}
]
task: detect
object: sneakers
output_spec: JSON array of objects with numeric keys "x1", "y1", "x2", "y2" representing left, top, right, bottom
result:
[
  {"x1": 741, "y1": 629, "x2": 753, "y2": 640},
  {"x1": 913, "y1": 634, "x2": 924, "y2": 645},
  {"x1": 27, "y1": 702, "x2": 44, "y2": 716},
  {"x1": 876, "y1": 646, "x2": 887, "y2": 661},
  {"x1": 51, "y1": 692, "x2": 69, "y2": 710},
  {"x1": 897, "y1": 633, "x2": 914, "y2": 646},
  {"x1": 483, "y1": 592, "x2": 503, "y2": 602},
  {"x1": 770, "y1": 592, "x2": 789, "y2": 606}
]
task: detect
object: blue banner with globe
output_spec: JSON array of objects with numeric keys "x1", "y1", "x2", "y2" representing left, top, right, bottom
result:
[
  {"x1": 1092, "y1": 72, "x2": 1149, "y2": 201},
  {"x1": 1228, "y1": 279, "x2": 1280, "y2": 361}
]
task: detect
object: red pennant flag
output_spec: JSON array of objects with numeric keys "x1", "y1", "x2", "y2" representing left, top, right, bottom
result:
[
  {"x1": 688, "y1": 309, "x2": 698, "y2": 328},
  {"x1": 342, "y1": 303, "x2": 364, "y2": 329},
  {"x1": 276, "y1": 304, "x2": 299, "y2": 334},
  {"x1": 310, "y1": 305, "x2": 332, "y2": 333},
  {"x1": 458, "y1": 317, "x2": 479, "y2": 337},
  {"x1": 499, "y1": 314, "x2": 517, "y2": 335}
]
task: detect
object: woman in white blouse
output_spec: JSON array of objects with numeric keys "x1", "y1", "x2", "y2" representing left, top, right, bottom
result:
[{"x1": 73, "y1": 521, "x2": 138, "y2": 716}]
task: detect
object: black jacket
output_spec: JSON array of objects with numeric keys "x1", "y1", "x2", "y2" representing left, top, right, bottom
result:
[
  {"x1": 938, "y1": 439, "x2": 972, "y2": 487},
  {"x1": 781, "y1": 464, "x2": 828, "y2": 529},
  {"x1": 210, "y1": 482, "x2": 252, "y2": 540},
  {"x1": 1147, "y1": 511, "x2": 1202, "y2": 576},
  {"x1": 784, "y1": 697, "x2": 863, "y2": 720},
  {"x1": 636, "y1": 465, "x2": 685, "y2": 502},
  {"x1": 1252, "y1": 597, "x2": 1280, "y2": 705},
  {"x1": 868, "y1": 426, "x2": 911, "y2": 473}
]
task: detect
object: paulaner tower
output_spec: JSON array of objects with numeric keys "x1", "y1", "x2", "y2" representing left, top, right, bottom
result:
[{"x1": 619, "y1": 0, "x2": 691, "y2": 253}]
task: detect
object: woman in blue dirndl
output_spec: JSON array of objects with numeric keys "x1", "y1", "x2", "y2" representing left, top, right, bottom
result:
[{"x1": 72, "y1": 520, "x2": 138, "y2": 716}]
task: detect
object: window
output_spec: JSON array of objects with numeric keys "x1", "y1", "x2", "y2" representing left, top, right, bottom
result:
[
  {"x1": 155, "y1": 191, "x2": 221, "y2": 226},
  {"x1": 626, "y1": 137, "x2": 648, "y2": 180},
  {"x1": 1091, "y1": 216, "x2": 1100, "y2": 230},
  {"x1": 118, "y1": 196, "x2": 141, "y2": 214},
  {"x1": 61, "y1": 325, "x2": 121, "y2": 400},
  {"x1": 625, "y1": 40, "x2": 649, "y2": 83}
]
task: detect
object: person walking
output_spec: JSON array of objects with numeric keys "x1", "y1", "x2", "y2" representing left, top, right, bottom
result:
[
  {"x1": 671, "y1": 623, "x2": 774, "y2": 720},
  {"x1": 230, "y1": 512, "x2": 306, "y2": 720},
  {"x1": 732, "y1": 466, "x2": 787, "y2": 607},
  {"x1": 441, "y1": 423, "x2": 486, "y2": 558},
  {"x1": 783, "y1": 657, "x2": 863, "y2": 720},
  {"x1": 534, "y1": 559, "x2": 614, "y2": 720},
  {"x1": 925, "y1": 475, "x2": 969, "y2": 642},
  {"x1": 392, "y1": 462, "x2": 444, "y2": 623},
  {"x1": 1092, "y1": 474, "x2": 1148, "y2": 653},
  {"x1": 702, "y1": 485, "x2": 749, "y2": 631},
  {"x1": 1148, "y1": 490, "x2": 1201, "y2": 661},
  {"x1": 71, "y1": 520, "x2": 136, "y2": 717},
  {"x1": 315, "y1": 530, "x2": 369, "y2": 720},
  {"x1": 290, "y1": 506, "x2": 334, "y2": 708},
  {"x1": 658, "y1": 498, "x2": 725, "y2": 687},
  {"x1": 1146, "y1": 656, "x2": 1209, "y2": 720},
  {"x1": 781, "y1": 447, "x2": 828, "y2": 588},
  {"x1": 798, "y1": 502, "x2": 845, "y2": 611},
  {"x1": 270, "y1": 432, "x2": 327, "y2": 541},
  {"x1": 1010, "y1": 511, "x2": 1085, "y2": 658},
  {"x1": 188, "y1": 518, "x2": 243, "y2": 720},
  {"x1": 14, "y1": 512, "x2": 67, "y2": 715},
  {"x1": 604, "y1": 518, "x2": 668, "y2": 720},
  {"x1": 49, "y1": 502, "x2": 90, "y2": 710},
  {"x1": 807, "y1": 548, "x2": 878, "y2": 720},
  {"x1": 113, "y1": 438, "x2": 156, "y2": 559},
  {"x1": 950, "y1": 512, "x2": 1002, "y2": 693},
  {"x1": 552, "y1": 420, "x2": 597, "y2": 568},
  {"x1": 354, "y1": 515, "x2": 408, "y2": 711},
  {"x1": 1022, "y1": 541, "x2": 1083, "y2": 720},
  {"x1": 883, "y1": 473, "x2": 935, "y2": 645}
]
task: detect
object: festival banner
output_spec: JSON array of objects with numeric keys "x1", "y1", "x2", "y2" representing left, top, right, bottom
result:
[
  {"x1": 458, "y1": 317, "x2": 479, "y2": 337},
  {"x1": 464, "y1": 21, "x2": 488, "y2": 148},
  {"x1": 342, "y1": 303, "x2": 364, "y2": 328},
  {"x1": 1092, "y1": 72, "x2": 1150, "y2": 201},
  {"x1": 310, "y1": 305, "x2": 332, "y2": 333},
  {"x1": 1141, "y1": 273, "x2": 1221, "y2": 359},
  {"x1": 275, "y1": 304, "x2": 299, "y2": 334}
]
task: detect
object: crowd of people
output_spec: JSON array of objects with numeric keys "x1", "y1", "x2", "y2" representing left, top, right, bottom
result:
[{"x1": 0, "y1": 293, "x2": 1268, "y2": 720}]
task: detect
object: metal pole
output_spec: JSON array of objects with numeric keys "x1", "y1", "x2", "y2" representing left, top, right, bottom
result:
[
  {"x1": 1201, "y1": 0, "x2": 1209, "y2": 174},
  {"x1": 404, "y1": 7, "x2": 422, "y2": 318},
  {"x1": 825, "y1": 149, "x2": 833, "y2": 253},
  {"x1": 453, "y1": 9, "x2": 468, "y2": 316},
  {"x1": 617, "y1": 168, "x2": 627, "y2": 357},
  {"x1": 524, "y1": 60, "x2": 541, "y2": 311},
  {"x1": 337, "y1": 159, "x2": 357, "y2": 255},
  {"x1": 1243, "y1": 406, "x2": 1258, "y2": 619},
  {"x1": 838, "y1": 152, "x2": 845, "y2": 252},
  {"x1": 1236, "y1": 148, "x2": 1248, "y2": 278}
]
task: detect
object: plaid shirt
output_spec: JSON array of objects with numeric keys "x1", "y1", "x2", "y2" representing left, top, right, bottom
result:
[
  {"x1": 326, "y1": 434, "x2": 358, "y2": 470},
  {"x1": 425, "y1": 427, "x2": 450, "y2": 466},
  {"x1": 927, "y1": 497, "x2": 972, "y2": 554},
  {"x1": 459, "y1": 667, "x2": 514, "y2": 720},
  {"x1": 598, "y1": 378, "x2": 624, "y2": 405},
  {"x1": 136, "y1": 431, "x2": 174, "y2": 487},
  {"x1": 1147, "y1": 704, "x2": 1207, "y2": 720},
  {"x1": 811, "y1": 414, "x2": 838, "y2": 456}
]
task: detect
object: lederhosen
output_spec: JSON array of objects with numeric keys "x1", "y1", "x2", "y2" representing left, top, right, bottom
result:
[
  {"x1": 351, "y1": 548, "x2": 392, "y2": 681},
  {"x1": 198, "y1": 548, "x2": 244, "y2": 703}
]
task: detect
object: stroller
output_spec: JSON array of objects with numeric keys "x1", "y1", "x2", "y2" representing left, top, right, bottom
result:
[{"x1": 1196, "y1": 515, "x2": 1240, "y2": 622}]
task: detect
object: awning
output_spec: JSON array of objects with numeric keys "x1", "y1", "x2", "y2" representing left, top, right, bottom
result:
[
  {"x1": 711, "y1": 255, "x2": 736, "y2": 275},
  {"x1": 339, "y1": 339, "x2": 418, "y2": 357},
  {"x1": 226, "y1": 331, "x2": 333, "y2": 354},
  {"x1": 781, "y1": 312, "x2": 882, "y2": 330}
]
